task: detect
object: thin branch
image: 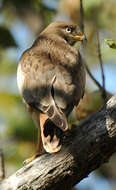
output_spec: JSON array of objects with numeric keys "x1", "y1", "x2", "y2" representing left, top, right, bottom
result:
[
  {"x1": 79, "y1": 0, "x2": 107, "y2": 94},
  {"x1": 80, "y1": 0, "x2": 84, "y2": 33},
  {"x1": 84, "y1": 61, "x2": 103, "y2": 90},
  {"x1": 96, "y1": 30, "x2": 107, "y2": 103},
  {"x1": 0, "y1": 149, "x2": 5, "y2": 182}
]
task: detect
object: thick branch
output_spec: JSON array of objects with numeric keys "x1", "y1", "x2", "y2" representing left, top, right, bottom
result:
[{"x1": 1, "y1": 94, "x2": 116, "y2": 190}]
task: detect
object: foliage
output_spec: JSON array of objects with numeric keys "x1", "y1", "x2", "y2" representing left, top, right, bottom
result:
[
  {"x1": 0, "y1": 26, "x2": 17, "y2": 48},
  {"x1": 105, "y1": 39, "x2": 116, "y2": 49}
]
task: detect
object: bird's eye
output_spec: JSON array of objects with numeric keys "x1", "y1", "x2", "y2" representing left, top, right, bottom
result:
[{"x1": 66, "y1": 27, "x2": 72, "y2": 33}]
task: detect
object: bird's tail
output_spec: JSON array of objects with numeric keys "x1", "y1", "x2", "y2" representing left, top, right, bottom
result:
[
  {"x1": 40, "y1": 113, "x2": 63, "y2": 153},
  {"x1": 38, "y1": 75, "x2": 68, "y2": 153},
  {"x1": 44, "y1": 98, "x2": 68, "y2": 132},
  {"x1": 45, "y1": 76, "x2": 68, "y2": 132},
  {"x1": 39, "y1": 98, "x2": 68, "y2": 153}
]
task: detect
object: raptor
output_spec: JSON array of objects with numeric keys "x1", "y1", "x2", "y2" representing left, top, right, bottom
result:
[{"x1": 17, "y1": 21, "x2": 86, "y2": 164}]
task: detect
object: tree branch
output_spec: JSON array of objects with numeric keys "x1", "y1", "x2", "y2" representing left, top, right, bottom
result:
[
  {"x1": 96, "y1": 30, "x2": 107, "y2": 103},
  {"x1": 84, "y1": 61, "x2": 104, "y2": 90},
  {"x1": 0, "y1": 149, "x2": 5, "y2": 182},
  {"x1": 80, "y1": 0, "x2": 84, "y2": 33},
  {"x1": 0, "y1": 93, "x2": 116, "y2": 190},
  {"x1": 79, "y1": 0, "x2": 107, "y2": 95}
]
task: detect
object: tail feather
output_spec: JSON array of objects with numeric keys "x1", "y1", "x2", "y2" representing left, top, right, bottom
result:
[
  {"x1": 45, "y1": 100, "x2": 68, "y2": 132},
  {"x1": 40, "y1": 113, "x2": 62, "y2": 153},
  {"x1": 38, "y1": 76, "x2": 68, "y2": 132}
]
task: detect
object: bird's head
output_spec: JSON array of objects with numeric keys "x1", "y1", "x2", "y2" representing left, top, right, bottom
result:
[{"x1": 41, "y1": 21, "x2": 87, "y2": 45}]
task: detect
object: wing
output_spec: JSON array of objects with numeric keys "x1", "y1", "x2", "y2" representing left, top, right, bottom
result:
[
  {"x1": 52, "y1": 51, "x2": 86, "y2": 116},
  {"x1": 17, "y1": 47, "x2": 68, "y2": 132}
]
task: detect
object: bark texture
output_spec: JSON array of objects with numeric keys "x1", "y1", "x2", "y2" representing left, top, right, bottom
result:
[{"x1": 0, "y1": 94, "x2": 116, "y2": 190}]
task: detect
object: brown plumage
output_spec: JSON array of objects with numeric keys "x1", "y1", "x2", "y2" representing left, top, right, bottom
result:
[{"x1": 17, "y1": 21, "x2": 86, "y2": 164}]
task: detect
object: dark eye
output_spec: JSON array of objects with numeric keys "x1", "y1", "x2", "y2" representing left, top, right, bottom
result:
[{"x1": 66, "y1": 27, "x2": 72, "y2": 33}]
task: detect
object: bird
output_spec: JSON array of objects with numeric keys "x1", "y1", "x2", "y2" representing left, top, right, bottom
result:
[{"x1": 17, "y1": 21, "x2": 86, "y2": 164}]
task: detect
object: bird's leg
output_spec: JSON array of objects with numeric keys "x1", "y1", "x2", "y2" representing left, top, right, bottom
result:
[
  {"x1": 23, "y1": 103, "x2": 62, "y2": 164},
  {"x1": 23, "y1": 106, "x2": 44, "y2": 165},
  {"x1": 23, "y1": 127, "x2": 43, "y2": 165}
]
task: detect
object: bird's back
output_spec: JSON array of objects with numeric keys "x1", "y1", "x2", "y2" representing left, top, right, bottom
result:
[{"x1": 18, "y1": 34, "x2": 85, "y2": 117}]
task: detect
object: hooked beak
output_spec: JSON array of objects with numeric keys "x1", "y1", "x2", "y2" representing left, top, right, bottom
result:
[{"x1": 72, "y1": 33, "x2": 87, "y2": 42}]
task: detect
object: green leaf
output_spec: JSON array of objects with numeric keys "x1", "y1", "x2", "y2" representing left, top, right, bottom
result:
[
  {"x1": 0, "y1": 26, "x2": 17, "y2": 48},
  {"x1": 105, "y1": 39, "x2": 116, "y2": 49}
]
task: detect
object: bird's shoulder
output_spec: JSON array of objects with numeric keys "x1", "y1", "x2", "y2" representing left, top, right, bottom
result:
[
  {"x1": 19, "y1": 38, "x2": 48, "y2": 74},
  {"x1": 18, "y1": 33, "x2": 81, "y2": 81}
]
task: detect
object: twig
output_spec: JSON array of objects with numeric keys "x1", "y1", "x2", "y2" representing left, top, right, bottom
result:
[
  {"x1": 96, "y1": 30, "x2": 107, "y2": 103},
  {"x1": 79, "y1": 0, "x2": 107, "y2": 95},
  {"x1": 84, "y1": 61, "x2": 103, "y2": 90},
  {"x1": 80, "y1": 0, "x2": 84, "y2": 33},
  {"x1": 0, "y1": 149, "x2": 5, "y2": 182}
]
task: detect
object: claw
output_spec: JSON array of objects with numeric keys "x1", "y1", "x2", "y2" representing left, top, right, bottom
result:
[
  {"x1": 23, "y1": 160, "x2": 27, "y2": 166},
  {"x1": 23, "y1": 154, "x2": 39, "y2": 165}
]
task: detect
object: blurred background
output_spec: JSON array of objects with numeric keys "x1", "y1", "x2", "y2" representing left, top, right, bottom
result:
[{"x1": 0, "y1": 0, "x2": 116, "y2": 189}]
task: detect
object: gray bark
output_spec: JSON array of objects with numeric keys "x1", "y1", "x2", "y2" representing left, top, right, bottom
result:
[{"x1": 0, "y1": 94, "x2": 116, "y2": 190}]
